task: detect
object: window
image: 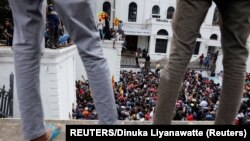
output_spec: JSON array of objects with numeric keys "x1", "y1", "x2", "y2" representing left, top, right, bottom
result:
[
  {"x1": 194, "y1": 42, "x2": 200, "y2": 55},
  {"x1": 167, "y1": 7, "x2": 175, "y2": 19},
  {"x1": 193, "y1": 34, "x2": 201, "y2": 55},
  {"x1": 210, "y1": 34, "x2": 218, "y2": 40},
  {"x1": 155, "y1": 39, "x2": 168, "y2": 53},
  {"x1": 155, "y1": 29, "x2": 168, "y2": 53},
  {"x1": 157, "y1": 29, "x2": 168, "y2": 36},
  {"x1": 152, "y1": 5, "x2": 160, "y2": 18},
  {"x1": 212, "y1": 7, "x2": 219, "y2": 26},
  {"x1": 128, "y1": 2, "x2": 137, "y2": 22},
  {"x1": 103, "y1": 2, "x2": 111, "y2": 17}
]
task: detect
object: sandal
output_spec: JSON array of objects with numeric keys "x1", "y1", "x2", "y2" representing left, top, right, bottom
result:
[{"x1": 47, "y1": 124, "x2": 61, "y2": 141}]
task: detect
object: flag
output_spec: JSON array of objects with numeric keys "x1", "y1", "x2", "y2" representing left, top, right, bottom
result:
[{"x1": 97, "y1": 11, "x2": 108, "y2": 20}]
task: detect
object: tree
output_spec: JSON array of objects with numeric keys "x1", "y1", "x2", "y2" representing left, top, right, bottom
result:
[{"x1": 0, "y1": 0, "x2": 12, "y2": 24}]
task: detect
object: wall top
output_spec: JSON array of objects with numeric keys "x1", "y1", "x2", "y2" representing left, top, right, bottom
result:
[{"x1": 0, "y1": 46, "x2": 78, "y2": 58}]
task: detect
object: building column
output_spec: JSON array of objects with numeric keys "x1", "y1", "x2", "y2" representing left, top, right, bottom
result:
[
  {"x1": 148, "y1": 35, "x2": 155, "y2": 55},
  {"x1": 166, "y1": 37, "x2": 172, "y2": 57}
]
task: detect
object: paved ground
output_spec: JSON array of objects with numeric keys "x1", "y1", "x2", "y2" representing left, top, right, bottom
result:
[
  {"x1": 121, "y1": 54, "x2": 211, "y2": 72},
  {"x1": 0, "y1": 119, "x2": 213, "y2": 141}
]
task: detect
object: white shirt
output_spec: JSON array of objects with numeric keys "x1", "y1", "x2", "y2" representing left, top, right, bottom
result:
[
  {"x1": 199, "y1": 100, "x2": 208, "y2": 108},
  {"x1": 97, "y1": 20, "x2": 104, "y2": 30}
]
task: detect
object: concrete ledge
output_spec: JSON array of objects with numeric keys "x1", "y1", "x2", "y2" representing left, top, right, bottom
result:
[
  {"x1": 0, "y1": 119, "x2": 213, "y2": 141},
  {"x1": 0, "y1": 46, "x2": 13, "y2": 57},
  {"x1": 0, "y1": 46, "x2": 78, "y2": 64},
  {"x1": 42, "y1": 46, "x2": 77, "y2": 58}
]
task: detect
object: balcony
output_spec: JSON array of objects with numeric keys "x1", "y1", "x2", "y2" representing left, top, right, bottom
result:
[
  {"x1": 122, "y1": 18, "x2": 173, "y2": 36},
  {"x1": 123, "y1": 22, "x2": 148, "y2": 30},
  {"x1": 123, "y1": 22, "x2": 151, "y2": 36}
]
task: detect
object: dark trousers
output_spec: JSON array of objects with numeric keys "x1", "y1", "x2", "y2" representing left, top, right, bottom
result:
[
  {"x1": 7, "y1": 37, "x2": 13, "y2": 46},
  {"x1": 48, "y1": 24, "x2": 59, "y2": 48}
]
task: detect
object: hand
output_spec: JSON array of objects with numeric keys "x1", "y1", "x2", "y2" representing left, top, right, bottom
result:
[
  {"x1": 7, "y1": 33, "x2": 13, "y2": 37},
  {"x1": 2, "y1": 33, "x2": 8, "y2": 38}
]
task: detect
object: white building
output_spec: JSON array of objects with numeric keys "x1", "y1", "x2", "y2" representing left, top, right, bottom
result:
[
  {"x1": 0, "y1": 42, "x2": 122, "y2": 119},
  {"x1": 94, "y1": 0, "x2": 250, "y2": 73}
]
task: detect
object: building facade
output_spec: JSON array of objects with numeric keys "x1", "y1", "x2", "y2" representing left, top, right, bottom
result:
[
  {"x1": 94, "y1": 0, "x2": 250, "y2": 73},
  {"x1": 94, "y1": 0, "x2": 221, "y2": 61},
  {"x1": 0, "y1": 41, "x2": 123, "y2": 119}
]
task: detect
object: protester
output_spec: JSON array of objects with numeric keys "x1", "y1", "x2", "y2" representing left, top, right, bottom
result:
[
  {"x1": 3, "y1": 19, "x2": 13, "y2": 46},
  {"x1": 199, "y1": 54, "x2": 204, "y2": 68},
  {"x1": 155, "y1": 62, "x2": 161, "y2": 76},
  {"x1": 46, "y1": 3, "x2": 60, "y2": 49},
  {"x1": 97, "y1": 19, "x2": 105, "y2": 40},
  {"x1": 74, "y1": 70, "x2": 250, "y2": 124}
]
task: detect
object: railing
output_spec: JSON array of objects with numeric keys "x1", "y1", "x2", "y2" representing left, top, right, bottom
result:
[{"x1": 0, "y1": 73, "x2": 14, "y2": 118}]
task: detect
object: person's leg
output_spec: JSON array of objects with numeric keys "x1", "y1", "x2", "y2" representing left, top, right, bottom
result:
[
  {"x1": 9, "y1": 37, "x2": 13, "y2": 46},
  {"x1": 101, "y1": 29, "x2": 104, "y2": 40},
  {"x1": 53, "y1": 0, "x2": 118, "y2": 124},
  {"x1": 8, "y1": 0, "x2": 47, "y2": 140},
  {"x1": 99, "y1": 29, "x2": 103, "y2": 40},
  {"x1": 53, "y1": 25, "x2": 59, "y2": 47},
  {"x1": 154, "y1": 0, "x2": 212, "y2": 124},
  {"x1": 215, "y1": 1, "x2": 250, "y2": 124},
  {"x1": 48, "y1": 24, "x2": 55, "y2": 48}
]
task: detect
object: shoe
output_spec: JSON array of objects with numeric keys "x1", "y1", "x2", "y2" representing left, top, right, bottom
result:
[{"x1": 50, "y1": 46, "x2": 58, "y2": 49}]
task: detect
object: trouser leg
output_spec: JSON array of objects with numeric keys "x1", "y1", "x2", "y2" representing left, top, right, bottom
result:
[
  {"x1": 8, "y1": 0, "x2": 46, "y2": 140},
  {"x1": 215, "y1": 1, "x2": 250, "y2": 124},
  {"x1": 53, "y1": 25, "x2": 59, "y2": 47},
  {"x1": 154, "y1": 0, "x2": 212, "y2": 124},
  {"x1": 48, "y1": 24, "x2": 54, "y2": 48},
  {"x1": 53, "y1": 0, "x2": 118, "y2": 124}
]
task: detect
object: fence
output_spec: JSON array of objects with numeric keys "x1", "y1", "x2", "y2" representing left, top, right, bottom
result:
[{"x1": 0, "y1": 73, "x2": 14, "y2": 118}]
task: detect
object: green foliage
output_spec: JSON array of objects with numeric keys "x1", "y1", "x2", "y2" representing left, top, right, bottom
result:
[{"x1": 0, "y1": 0, "x2": 12, "y2": 25}]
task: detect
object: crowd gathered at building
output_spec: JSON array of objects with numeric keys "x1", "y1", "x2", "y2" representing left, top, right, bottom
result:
[
  {"x1": 74, "y1": 70, "x2": 250, "y2": 125},
  {"x1": 1, "y1": 0, "x2": 250, "y2": 125}
]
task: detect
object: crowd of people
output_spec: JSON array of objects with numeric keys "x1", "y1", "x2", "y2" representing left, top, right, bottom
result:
[
  {"x1": 0, "y1": 3, "x2": 72, "y2": 49},
  {"x1": 97, "y1": 17, "x2": 125, "y2": 42},
  {"x1": 73, "y1": 70, "x2": 250, "y2": 124},
  {"x1": 199, "y1": 51, "x2": 219, "y2": 69},
  {"x1": 175, "y1": 71, "x2": 220, "y2": 121},
  {"x1": 1, "y1": 2, "x2": 125, "y2": 49},
  {"x1": 45, "y1": 3, "x2": 126, "y2": 49}
]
